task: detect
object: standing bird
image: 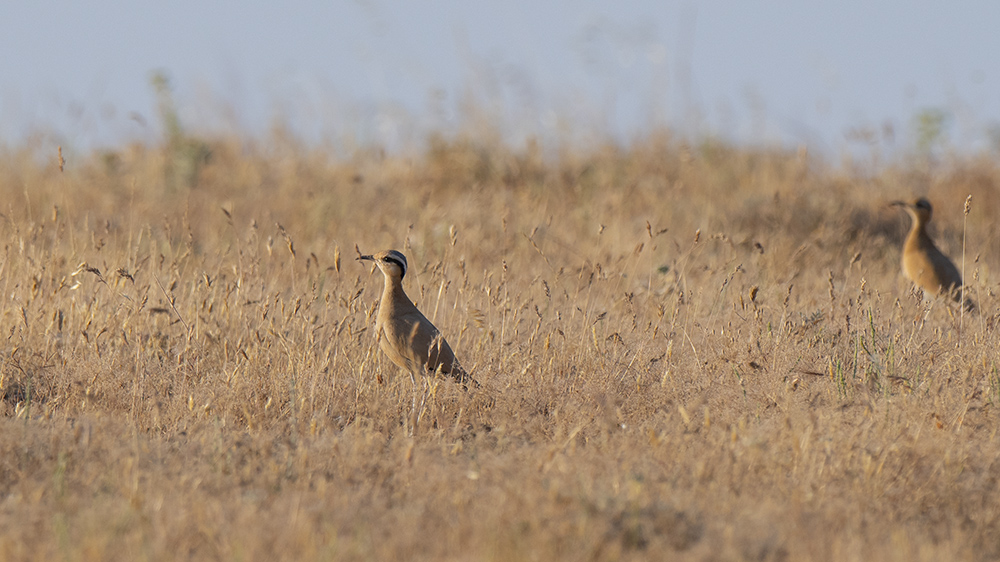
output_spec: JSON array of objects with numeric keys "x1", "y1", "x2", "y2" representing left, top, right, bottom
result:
[
  {"x1": 891, "y1": 198, "x2": 969, "y2": 307},
  {"x1": 358, "y1": 249, "x2": 472, "y2": 387}
]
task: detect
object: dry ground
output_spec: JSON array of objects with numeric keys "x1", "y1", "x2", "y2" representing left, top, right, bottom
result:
[{"x1": 2, "y1": 133, "x2": 1000, "y2": 561}]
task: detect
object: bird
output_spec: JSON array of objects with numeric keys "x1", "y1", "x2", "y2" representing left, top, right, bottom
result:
[
  {"x1": 891, "y1": 198, "x2": 969, "y2": 307},
  {"x1": 358, "y1": 249, "x2": 473, "y2": 388}
]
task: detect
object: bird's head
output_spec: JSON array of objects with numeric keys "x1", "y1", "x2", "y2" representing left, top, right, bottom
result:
[
  {"x1": 890, "y1": 197, "x2": 933, "y2": 225},
  {"x1": 358, "y1": 249, "x2": 408, "y2": 280}
]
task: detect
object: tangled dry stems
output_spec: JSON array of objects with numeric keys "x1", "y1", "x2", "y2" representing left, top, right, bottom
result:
[{"x1": 1, "y1": 133, "x2": 1000, "y2": 561}]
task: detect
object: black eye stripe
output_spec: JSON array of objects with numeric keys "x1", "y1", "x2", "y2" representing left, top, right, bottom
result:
[{"x1": 383, "y1": 256, "x2": 406, "y2": 271}]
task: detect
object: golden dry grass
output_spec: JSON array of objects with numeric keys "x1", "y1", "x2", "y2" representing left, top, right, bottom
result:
[{"x1": 2, "y1": 132, "x2": 1000, "y2": 561}]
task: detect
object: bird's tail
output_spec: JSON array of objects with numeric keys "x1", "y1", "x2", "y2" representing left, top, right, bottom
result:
[{"x1": 448, "y1": 364, "x2": 480, "y2": 390}]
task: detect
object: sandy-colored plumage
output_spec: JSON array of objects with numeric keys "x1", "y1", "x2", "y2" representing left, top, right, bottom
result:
[
  {"x1": 891, "y1": 198, "x2": 965, "y2": 303},
  {"x1": 358, "y1": 249, "x2": 472, "y2": 386}
]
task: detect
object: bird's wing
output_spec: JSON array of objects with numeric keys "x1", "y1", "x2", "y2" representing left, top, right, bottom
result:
[
  {"x1": 395, "y1": 309, "x2": 470, "y2": 381},
  {"x1": 928, "y1": 246, "x2": 962, "y2": 290}
]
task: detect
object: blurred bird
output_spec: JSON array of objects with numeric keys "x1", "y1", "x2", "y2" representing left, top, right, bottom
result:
[
  {"x1": 358, "y1": 249, "x2": 473, "y2": 387},
  {"x1": 891, "y1": 198, "x2": 971, "y2": 309}
]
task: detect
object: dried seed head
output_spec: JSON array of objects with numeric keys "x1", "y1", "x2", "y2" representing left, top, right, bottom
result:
[{"x1": 276, "y1": 223, "x2": 296, "y2": 258}]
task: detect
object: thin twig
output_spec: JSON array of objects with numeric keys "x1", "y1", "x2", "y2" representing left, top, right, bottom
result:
[
  {"x1": 154, "y1": 275, "x2": 190, "y2": 333},
  {"x1": 960, "y1": 195, "x2": 971, "y2": 343}
]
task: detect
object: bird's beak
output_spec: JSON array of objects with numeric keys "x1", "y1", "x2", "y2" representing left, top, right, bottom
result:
[{"x1": 358, "y1": 254, "x2": 378, "y2": 274}]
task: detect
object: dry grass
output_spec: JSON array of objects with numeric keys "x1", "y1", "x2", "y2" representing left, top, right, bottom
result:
[{"x1": 2, "y1": 131, "x2": 1000, "y2": 561}]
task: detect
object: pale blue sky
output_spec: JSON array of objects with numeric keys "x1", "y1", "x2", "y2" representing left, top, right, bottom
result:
[{"x1": 1, "y1": 1, "x2": 998, "y2": 155}]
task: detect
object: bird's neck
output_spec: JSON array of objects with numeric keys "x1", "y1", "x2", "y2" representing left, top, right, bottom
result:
[
  {"x1": 382, "y1": 276, "x2": 416, "y2": 310},
  {"x1": 908, "y1": 220, "x2": 933, "y2": 248}
]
